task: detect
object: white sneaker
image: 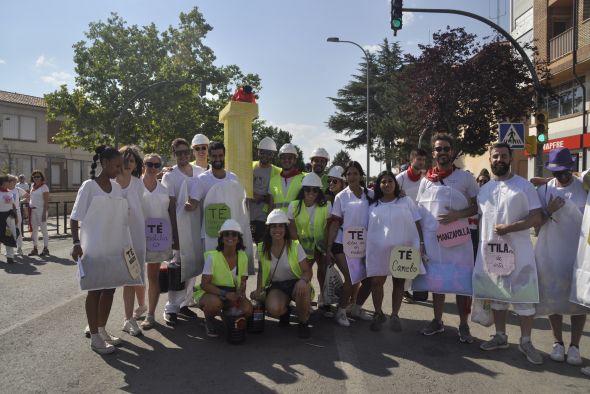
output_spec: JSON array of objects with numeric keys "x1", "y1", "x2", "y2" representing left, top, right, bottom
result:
[
  {"x1": 581, "y1": 366, "x2": 590, "y2": 376},
  {"x1": 122, "y1": 318, "x2": 143, "y2": 337},
  {"x1": 91, "y1": 336, "x2": 115, "y2": 355},
  {"x1": 335, "y1": 308, "x2": 350, "y2": 327},
  {"x1": 567, "y1": 346, "x2": 583, "y2": 366},
  {"x1": 349, "y1": 304, "x2": 372, "y2": 321},
  {"x1": 550, "y1": 343, "x2": 565, "y2": 362},
  {"x1": 132, "y1": 304, "x2": 148, "y2": 320},
  {"x1": 99, "y1": 328, "x2": 122, "y2": 346},
  {"x1": 84, "y1": 325, "x2": 90, "y2": 338}
]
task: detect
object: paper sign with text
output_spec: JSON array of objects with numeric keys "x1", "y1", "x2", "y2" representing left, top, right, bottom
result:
[
  {"x1": 343, "y1": 226, "x2": 367, "y2": 258},
  {"x1": 484, "y1": 238, "x2": 515, "y2": 276},
  {"x1": 389, "y1": 246, "x2": 421, "y2": 279},
  {"x1": 436, "y1": 220, "x2": 471, "y2": 248},
  {"x1": 123, "y1": 246, "x2": 141, "y2": 280},
  {"x1": 204, "y1": 203, "x2": 231, "y2": 238},
  {"x1": 145, "y1": 218, "x2": 172, "y2": 252}
]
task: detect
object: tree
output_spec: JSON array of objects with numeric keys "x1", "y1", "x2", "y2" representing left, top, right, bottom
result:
[
  {"x1": 403, "y1": 27, "x2": 549, "y2": 156},
  {"x1": 45, "y1": 8, "x2": 261, "y2": 153},
  {"x1": 252, "y1": 120, "x2": 305, "y2": 170},
  {"x1": 327, "y1": 39, "x2": 409, "y2": 171},
  {"x1": 332, "y1": 149, "x2": 351, "y2": 168}
]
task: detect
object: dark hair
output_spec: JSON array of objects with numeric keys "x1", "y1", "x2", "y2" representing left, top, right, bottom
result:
[
  {"x1": 431, "y1": 133, "x2": 455, "y2": 149},
  {"x1": 90, "y1": 145, "x2": 120, "y2": 180},
  {"x1": 208, "y1": 141, "x2": 225, "y2": 155},
  {"x1": 410, "y1": 148, "x2": 428, "y2": 160},
  {"x1": 293, "y1": 186, "x2": 328, "y2": 217},
  {"x1": 478, "y1": 168, "x2": 491, "y2": 179},
  {"x1": 216, "y1": 233, "x2": 246, "y2": 251},
  {"x1": 30, "y1": 170, "x2": 46, "y2": 184},
  {"x1": 343, "y1": 161, "x2": 373, "y2": 204},
  {"x1": 261, "y1": 223, "x2": 292, "y2": 260},
  {"x1": 171, "y1": 138, "x2": 190, "y2": 152},
  {"x1": 489, "y1": 142, "x2": 512, "y2": 157},
  {"x1": 0, "y1": 175, "x2": 9, "y2": 185},
  {"x1": 120, "y1": 145, "x2": 143, "y2": 178},
  {"x1": 372, "y1": 171, "x2": 401, "y2": 205}
]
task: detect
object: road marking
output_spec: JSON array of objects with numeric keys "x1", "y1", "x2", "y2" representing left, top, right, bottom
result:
[
  {"x1": 334, "y1": 327, "x2": 368, "y2": 394},
  {"x1": 0, "y1": 292, "x2": 85, "y2": 337}
]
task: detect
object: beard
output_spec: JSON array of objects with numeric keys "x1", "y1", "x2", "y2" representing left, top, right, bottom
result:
[
  {"x1": 491, "y1": 162, "x2": 510, "y2": 176},
  {"x1": 211, "y1": 160, "x2": 224, "y2": 170}
]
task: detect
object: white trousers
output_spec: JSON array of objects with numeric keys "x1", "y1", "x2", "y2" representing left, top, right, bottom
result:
[
  {"x1": 164, "y1": 276, "x2": 196, "y2": 314},
  {"x1": 30, "y1": 208, "x2": 48, "y2": 248}
]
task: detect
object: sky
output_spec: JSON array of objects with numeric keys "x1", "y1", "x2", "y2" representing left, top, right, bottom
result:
[{"x1": 0, "y1": 0, "x2": 510, "y2": 174}]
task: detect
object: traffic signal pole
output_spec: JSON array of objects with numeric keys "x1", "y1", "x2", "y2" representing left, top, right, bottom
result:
[{"x1": 401, "y1": 7, "x2": 547, "y2": 175}]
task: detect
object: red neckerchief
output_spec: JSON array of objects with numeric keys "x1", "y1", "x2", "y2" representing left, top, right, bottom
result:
[
  {"x1": 426, "y1": 165, "x2": 456, "y2": 183},
  {"x1": 0, "y1": 187, "x2": 9, "y2": 192},
  {"x1": 31, "y1": 182, "x2": 45, "y2": 192},
  {"x1": 280, "y1": 168, "x2": 300, "y2": 184},
  {"x1": 407, "y1": 166, "x2": 422, "y2": 182}
]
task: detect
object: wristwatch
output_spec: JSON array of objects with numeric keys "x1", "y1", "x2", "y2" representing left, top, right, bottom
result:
[{"x1": 220, "y1": 289, "x2": 227, "y2": 300}]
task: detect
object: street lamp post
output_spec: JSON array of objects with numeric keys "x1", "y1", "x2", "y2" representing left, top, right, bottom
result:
[{"x1": 327, "y1": 37, "x2": 371, "y2": 183}]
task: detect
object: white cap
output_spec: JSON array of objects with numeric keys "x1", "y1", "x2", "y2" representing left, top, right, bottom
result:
[
  {"x1": 218, "y1": 219, "x2": 242, "y2": 235},
  {"x1": 310, "y1": 147, "x2": 330, "y2": 161},
  {"x1": 301, "y1": 172, "x2": 323, "y2": 188},
  {"x1": 191, "y1": 134, "x2": 210, "y2": 146},
  {"x1": 257, "y1": 136, "x2": 277, "y2": 151},
  {"x1": 279, "y1": 143, "x2": 298, "y2": 156},
  {"x1": 265, "y1": 209, "x2": 289, "y2": 225},
  {"x1": 327, "y1": 166, "x2": 345, "y2": 181}
]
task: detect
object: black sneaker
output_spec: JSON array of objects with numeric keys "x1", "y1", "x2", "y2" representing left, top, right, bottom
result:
[
  {"x1": 298, "y1": 321, "x2": 311, "y2": 339},
  {"x1": 205, "y1": 318, "x2": 219, "y2": 338},
  {"x1": 370, "y1": 312, "x2": 387, "y2": 332},
  {"x1": 6, "y1": 257, "x2": 15, "y2": 264},
  {"x1": 278, "y1": 309, "x2": 291, "y2": 327},
  {"x1": 403, "y1": 291, "x2": 415, "y2": 304},
  {"x1": 179, "y1": 306, "x2": 198, "y2": 319},
  {"x1": 163, "y1": 312, "x2": 178, "y2": 326}
]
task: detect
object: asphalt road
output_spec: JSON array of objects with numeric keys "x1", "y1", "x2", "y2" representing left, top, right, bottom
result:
[{"x1": 0, "y1": 239, "x2": 588, "y2": 393}]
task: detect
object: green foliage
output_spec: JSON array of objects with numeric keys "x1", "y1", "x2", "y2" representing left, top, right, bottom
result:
[
  {"x1": 45, "y1": 8, "x2": 261, "y2": 154},
  {"x1": 332, "y1": 149, "x2": 351, "y2": 168},
  {"x1": 252, "y1": 120, "x2": 305, "y2": 170}
]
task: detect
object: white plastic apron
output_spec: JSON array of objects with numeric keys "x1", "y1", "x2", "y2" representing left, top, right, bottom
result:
[
  {"x1": 142, "y1": 187, "x2": 173, "y2": 263},
  {"x1": 176, "y1": 180, "x2": 204, "y2": 282},
  {"x1": 571, "y1": 190, "x2": 590, "y2": 308},
  {"x1": 535, "y1": 182, "x2": 588, "y2": 315},
  {"x1": 412, "y1": 184, "x2": 473, "y2": 295},
  {"x1": 340, "y1": 195, "x2": 369, "y2": 285},
  {"x1": 123, "y1": 180, "x2": 146, "y2": 283},
  {"x1": 473, "y1": 180, "x2": 539, "y2": 303},
  {"x1": 366, "y1": 201, "x2": 423, "y2": 277},
  {"x1": 202, "y1": 180, "x2": 254, "y2": 275},
  {"x1": 79, "y1": 195, "x2": 143, "y2": 291}
]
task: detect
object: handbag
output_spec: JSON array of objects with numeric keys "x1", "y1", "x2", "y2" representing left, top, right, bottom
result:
[{"x1": 323, "y1": 264, "x2": 344, "y2": 305}]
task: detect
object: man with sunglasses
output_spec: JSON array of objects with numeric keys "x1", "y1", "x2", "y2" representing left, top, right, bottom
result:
[
  {"x1": 161, "y1": 138, "x2": 207, "y2": 326},
  {"x1": 269, "y1": 143, "x2": 305, "y2": 213},
  {"x1": 414, "y1": 133, "x2": 479, "y2": 344},
  {"x1": 310, "y1": 148, "x2": 330, "y2": 192},
  {"x1": 190, "y1": 133, "x2": 210, "y2": 170},
  {"x1": 251, "y1": 137, "x2": 280, "y2": 243}
]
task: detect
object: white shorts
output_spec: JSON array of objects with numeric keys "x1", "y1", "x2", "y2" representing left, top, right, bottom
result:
[{"x1": 490, "y1": 301, "x2": 535, "y2": 317}]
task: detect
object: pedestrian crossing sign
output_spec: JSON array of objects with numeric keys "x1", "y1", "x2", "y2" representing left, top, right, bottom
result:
[{"x1": 498, "y1": 123, "x2": 525, "y2": 149}]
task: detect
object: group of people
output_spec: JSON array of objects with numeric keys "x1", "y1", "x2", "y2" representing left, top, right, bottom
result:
[
  {"x1": 65, "y1": 130, "x2": 589, "y2": 377},
  {"x1": 0, "y1": 172, "x2": 51, "y2": 262}
]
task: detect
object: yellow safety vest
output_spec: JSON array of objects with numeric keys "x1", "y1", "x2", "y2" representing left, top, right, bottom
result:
[
  {"x1": 269, "y1": 172, "x2": 304, "y2": 212},
  {"x1": 258, "y1": 241, "x2": 303, "y2": 287},
  {"x1": 292, "y1": 200, "x2": 330, "y2": 258},
  {"x1": 193, "y1": 250, "x2": 248, "y2": 302},
  {"x1": 252, "y1": 161, "x2": 281, "y2": 213}
]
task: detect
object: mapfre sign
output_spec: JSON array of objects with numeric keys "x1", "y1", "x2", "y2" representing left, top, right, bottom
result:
[{"x1": 542, "y1": 134, "x2": 589, "y2": 152}]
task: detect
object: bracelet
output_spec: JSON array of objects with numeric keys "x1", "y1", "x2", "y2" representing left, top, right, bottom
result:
[
  {"x1": 220, "y1": 289, "x2": 227, "y2": 300},
  {"x1": 73, "y1": 240, "x2": 81, "y2": 246}
]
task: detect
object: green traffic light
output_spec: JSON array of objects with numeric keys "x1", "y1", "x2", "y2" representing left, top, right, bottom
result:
[
  {"x1": 392, "y1": 19, "x2": 402, "y2": 29},
  {"x1": 537, "y1": 134, "x2": 547, "y2": 143}
]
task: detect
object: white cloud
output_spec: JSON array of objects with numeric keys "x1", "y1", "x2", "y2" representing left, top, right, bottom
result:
[
  {"x1": 41, "y1": 71, "x2": 73, "y2": 86},
  {"x1": 363, "y1": 44, "x2": 381, "y2": 54},
  {"x1": 404, "y1": 12, "x2": 415, "y2": 27},
  {"x1": 35, "y1": 55, "x2": 55, "y2": 68},
  {"x1": 0, "y1": 59, "x2": 5, "y2": 65}
]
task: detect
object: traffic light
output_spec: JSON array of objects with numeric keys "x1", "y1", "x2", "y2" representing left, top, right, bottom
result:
[
  {"x1": 391, "y1": 0, "x2": 403, "y2": 36},
  {"x1": 525, "y1": 135, "x2": 537, "y2": 157},
  {"x1": 534, "y1": 110, "x2": 548, "y2": 143}
]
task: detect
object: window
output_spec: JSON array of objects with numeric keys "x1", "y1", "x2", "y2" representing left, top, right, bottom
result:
[
  {"x1": 584, "y1": 0, "x2": 590, "y2": 21},
  {"x1": 51, "y1": 164, "x2": 61, "y2": 186},
  {"x1": 546, "y1": 80, "x2": 585, "y2": 119},
  {"x1": 71, "y1": 161, "x2": 81, "y2": 185},
  {"x1": 1, "y1": 114, "x2": 37, "y2": 141}
]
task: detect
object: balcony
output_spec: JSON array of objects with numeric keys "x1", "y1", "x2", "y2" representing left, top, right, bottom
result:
[{"x1": 549, "y1": 27, "x2": 573, "y2": 62}]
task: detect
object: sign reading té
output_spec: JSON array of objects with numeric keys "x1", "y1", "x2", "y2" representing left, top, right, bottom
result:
[
  {"x1": 499, "y1": 123, "x2": 525, "y2": 149},
  {"x1": 145, "y1": 218, "x2": 172, "y2": 252},
  {"x1": 343, "y1": 226, "x2": 367, "y2": 258},
  {"x1": 389, "y1": 246, "x2": 420, "y2": 279}
]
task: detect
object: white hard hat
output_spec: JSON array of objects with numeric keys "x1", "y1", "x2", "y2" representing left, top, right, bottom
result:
[
  {"x1": 310, "y1": 147, "x2": 330, "y2": 161},
  {"x1": 191, "y1": 134, "x2": 210, "y2": 146},
  {"x1": 218, "y1": 219, "x2": 242, "y2": 235},
  {"x1": 258, "y1": 136, "x2": 277, "y2": 152},
  {"x1": 265, "y1": 209, "x2": 289, "y2": 225},
  {"x1": 327, "y1": 166, "x2": 345, "y2": 181},
  {"x1": 301, "y1": 172, "x2": 323, "y2": 188},
  {"x1": 279, "y1": 143, "x2": 298, "y2": 156}
]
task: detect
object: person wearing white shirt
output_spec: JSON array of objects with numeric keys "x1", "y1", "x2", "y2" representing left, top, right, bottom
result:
[
  {"x1": 16, "y1": 174, "x2": 29, "y2": 193},
  {"x1": 396, "y1": 148, "x2": 427, "y2": 202},
  {"x1": 27, "y1": 170, "x2": 50, "y2": 257}
]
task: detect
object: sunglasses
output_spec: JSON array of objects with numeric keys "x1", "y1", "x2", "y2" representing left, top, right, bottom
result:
[
  {"x1": 222, "y1": 231, "x2": 240, "y2": 237},
  {"x1": 434, "y1": 146, "x2": 451, "y2": 153},
  {"x1": 553, "y1": 170, "x2": 571, "y2": 178},
  {"x1": 32, "y1": 175, "x2": 42, "y2": 179},
  {"x1": 193, "y1": 146, "x2": 207, "y2": 152},
  {"x1": 328, "y1": 178, "x2": 341, "y2": 184},
  {"x1": 145, "y1": 162, "x2": 162, "y2": 169},
  {"x1": 303, "y1": 186, "x2": 320, "y2": 193},
  {"x1": 174, "y1": 150, "x2": 191, "y2": 157}
]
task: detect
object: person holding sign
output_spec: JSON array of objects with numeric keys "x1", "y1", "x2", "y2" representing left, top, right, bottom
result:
[
  {"x1": 413, "y1": 133, "x2": 479, "y2": 344},
  {"x1": 326, "y1": 161, "x2": 374, "y2": 327},
  {"x1": 138, "y1": 153, "x2": 172, "y2": 330},
  {"x1": 194, "y1": 219, "x2": 252, "y2": 338},
  {"x1": 251, "y1": 209, "x2": 313, "y2": 339},
  {"x1": 71, "y1": 146, "x2": 125, "y2": 354},
  {"x1": 366, "y1": 171, "x2": 425, "y2": 332},
  {"x1": 287, "y1": 172, "x2": 331, "y2": 313},
  {"x1": 535, "y1": 148, "x2": 588, "y2": 365},
  {"x1": 474, "y1": 143, "x2": 544, "y2": 365},
  {"x1": 161, "y1": 138, "x2": 206, "y2": 326}
]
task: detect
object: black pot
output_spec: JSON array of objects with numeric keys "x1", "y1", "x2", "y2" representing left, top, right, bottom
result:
[
  {"x1": 159, "y1": 262, "x2": 169, "y2": 293},
  {"x1": 167, "y1": 262, "x2": 185, "y2": 291}
]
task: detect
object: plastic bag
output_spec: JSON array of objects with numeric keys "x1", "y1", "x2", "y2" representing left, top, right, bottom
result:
[
  {"x1": 471, "y1": 298, "x2": 494, "y2": 327},
  {"x1": 323, "y1": 264, "x2": 343, "y2": 305}
]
